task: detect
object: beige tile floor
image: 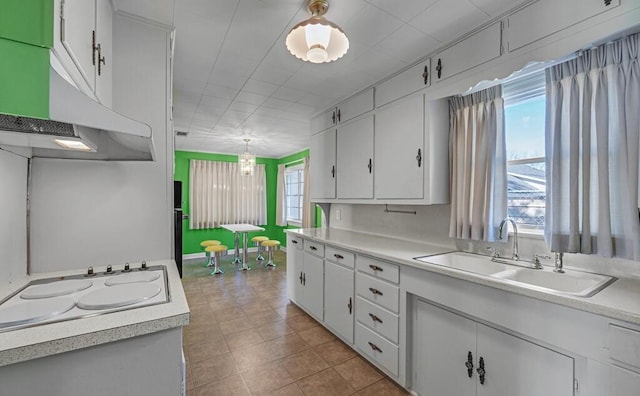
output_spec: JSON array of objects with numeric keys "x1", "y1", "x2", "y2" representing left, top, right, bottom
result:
[{"x1": 182, "y1": 250, "x2": 410, "y2": 395}]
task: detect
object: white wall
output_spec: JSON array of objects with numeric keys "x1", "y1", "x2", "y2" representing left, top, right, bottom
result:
[
  {"x1": 329, "y1": 204, "x2": 640, "y2": 278},
  {"x1": 29, "y1": 16, "x2": 173, "y2": 272},
  {"x1": 0, "y1": 147, "x2": 28, "y2": 286}
]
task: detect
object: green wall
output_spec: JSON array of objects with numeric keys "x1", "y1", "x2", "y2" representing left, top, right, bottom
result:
[
  {"x1": 174, "y1": 149, "x2": 314, "y2": 255},
  {"x1": 0, "y1": 0, "x2": 52, "y2": 119}
]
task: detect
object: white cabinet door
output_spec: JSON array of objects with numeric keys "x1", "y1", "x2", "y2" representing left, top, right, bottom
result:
[
  {"x1": 432, "y1": 22, "x2": 502, "y2": 83},
  {"x1": 60, "y1": 0, "x2": 97, "y2": 91},
  {"x1": 286, "y1": 236, "x2": 303, "y2": 304},
  {"x1": 376, "y1": 59, "x2": 431, "y2": 108},
  {"x1": 476, "y1": 325, "x2": 575, "y2": 396},
  {"x1": 610, "y1": 365, "x2": 640, "y2": 396},
  {"x1": 324, "y1": 261, "x2": 354, "y2": 344},
  {"x1": 337, "y1": 115, "x2": 374, "y2": 199},
  {"x1": 506, "y1": 0, "x2": 620, "y2": 53},
  {"x1": 302, "y1": 252, "x2": 324, "y2": 321},
  {"x1": 375, "y1": 95, "x2": 424, "y2": 199},
  {"x1": 94, "y1": 0, "x2": 112, "y2": 107},
  {"x1": 337, "y1": 88, "x2": 374, "y2": 124},
  {"x1": 310, "y1": 129, "x2": 336, "y2": 200},
  {"x1": 413, "y1": 300, "x2": 476, "y2": 396},
  {"x1": 310, "y1": 108, "x2": 337, "y2": 135}
]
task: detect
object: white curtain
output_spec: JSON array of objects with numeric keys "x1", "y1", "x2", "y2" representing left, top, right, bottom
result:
[
  {"x1": 545, "y1": 32, "x2": 640, "y2": 260},
  {"x1": 302, "y1": 157, "x2": 312, "y2": 228},
  {"x1": 275, "y1": 163, "x2": 287, "y2": 226},
  {"x1": 449, "y1": 86, "x2": 507, "y2": 241},
  {"x1": 189, "y1": 160, "x2": 267, "y2": 229}
]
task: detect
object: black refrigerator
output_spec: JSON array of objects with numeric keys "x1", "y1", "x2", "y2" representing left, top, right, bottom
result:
[{"x1": 173, "y1": 180, "x2": 184, "y2": 277}]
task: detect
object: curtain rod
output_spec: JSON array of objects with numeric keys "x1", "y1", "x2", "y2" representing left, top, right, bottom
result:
[{"x1": 283, "y1": 158, "x2": 306, "y2": 167}]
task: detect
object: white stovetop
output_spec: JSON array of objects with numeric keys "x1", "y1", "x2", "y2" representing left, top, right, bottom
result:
[
  {"x1": 0, "y1": 259, "x2": 189, "y2": 367},
  {"x1": 287, "y1": 228, "x2": 640, "y2": 326}
]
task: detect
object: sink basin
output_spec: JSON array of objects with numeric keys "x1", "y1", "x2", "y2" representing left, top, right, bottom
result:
[
  {"x1": 493, "y1": 267, "x2": 616, "y2": 297},
  {"x1": 414, "y1": 252, "x2": 512, "y2": 275}
]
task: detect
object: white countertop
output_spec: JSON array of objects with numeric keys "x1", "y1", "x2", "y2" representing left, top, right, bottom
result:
[
  {"x1": 287, "y1": 228, "x2": 640, "y2": 326},
  {"x1": 0, "y1": 259, "x2": 189, "y2": 367},
  {"x1": 220, "y1": 224, "x2": 265, "y2": 233}
]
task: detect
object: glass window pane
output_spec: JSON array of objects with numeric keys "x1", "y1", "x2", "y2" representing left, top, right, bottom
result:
[
  {"x1": 507, "y1": 161, "x2": 546, "y2": 228},
  {"x1": 505, "y1": 95, "x2": 545, "y2": 160}
]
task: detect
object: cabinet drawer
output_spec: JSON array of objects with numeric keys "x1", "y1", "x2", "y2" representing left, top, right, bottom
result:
[
  {"x1": 356, "y1": 323, "x2": 399, "y2": 376},
  {"x1": 356, "y1": 256, "x2": 399, "y2": 284},
  {"x1": 609, "y1": 324, "x2": 640, "y2": 370},
  {"x1": 289, "y1": 236, "x2": 303, "y2": 250},
  {"x1": 304, "y1": 241, "x2": 324, "y2": 257},
  {"x1": 356, "y1": 296, "x2": 398, "y2": 344},
  {"x1": 356, "y1": 273, "x2": 399, "y2": 313},
  {"x1": 325, "y1": 246, "x2": 355, "y2": 269}
]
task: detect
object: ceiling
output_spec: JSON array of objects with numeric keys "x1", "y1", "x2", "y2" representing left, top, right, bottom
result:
[{"x1": 114, "y1": 0, "x2": 529, "y2": 158}]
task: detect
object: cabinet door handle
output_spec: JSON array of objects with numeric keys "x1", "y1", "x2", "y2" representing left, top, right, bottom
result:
[
  {"x1": 334, "y1": 254, "x2": 344, "y2": 260},
  {"x1": 347, "y1": 297, "x2": 352, "y2": 314},
  {"x1": 369, "y1": 313, "x2": 383, "y2": 324},
  {"x1": 337, "y1": 108, "x2": 341, "y2": 122},
  {"x1": 477, "y1": 357, "x2": 486, "y2": 385},
  {"x1": 291, "y1": 240, "x2": 298, "y2": 244},
  {"x1": 97, "y1": 43, "x2": 106, "y2": 76},
  {"x1": 416, "y1": 148, "x2": 422, "y2": 168},
  {"x1": 604, "y1": 0, "x2": 612, "y2": 5},
  {"x1": 436, "y1": 58, "x2": 442, "y2": 79},
  {"x1": 368, "y1": 342, "x2": 382, "y2": 353},
  {"x1": 332, "y1": 111, "x2": 336, "y2": 124},
  {"x1": 299, "y1": 272, "x2": 303, "y2": 284},
  {"x1": 331, "y1": 165, "x2": 335, "y2": 178},
  {"x1": 369, "y1": 264, "x2": 383, "y2": 272},
  {"x1": 368, "y1": 158, "x2": 372, "y2": 174},
  {"x1": 465, "y1": 351, "x2": 474, "y2": 378},
  {"x1": 92, "y1": 31, "x2": 98, "y2": 65},
  {"x1": 310, "y1": 246, "x2": 317, "y2": 251},
  {"x1": 302, "y1": 272, "x2": 306, "y2": 286},
  {"x1": 368, "y1": 287, "x2": 383, "y2": 296},
  {"x1": 422, "y1": 65, "x2": 429, "y2": 85}
]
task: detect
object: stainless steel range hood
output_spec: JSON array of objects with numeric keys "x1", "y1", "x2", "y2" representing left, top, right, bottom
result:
[{"x1": 0, "y1": 64, "x2": 155, "y2": 161}]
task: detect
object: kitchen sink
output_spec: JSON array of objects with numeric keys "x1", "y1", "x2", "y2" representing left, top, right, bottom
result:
[
  {"x1": 414, "y1": 252, "x2": 512, "y2": 275},
  {"x1": 414, "y1": 252, "x2": 616, "y2": 297},
  {"x1": 493, "y1": 267, "x2": 617, "y2": 297}
]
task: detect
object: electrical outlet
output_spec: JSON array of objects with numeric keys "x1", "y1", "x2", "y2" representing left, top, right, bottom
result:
[{"x1": 335, "y1": 209, "x2": 341, "y2": 220}]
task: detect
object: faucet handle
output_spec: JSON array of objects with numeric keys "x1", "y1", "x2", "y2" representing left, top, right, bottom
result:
[
  {"x1": 534, "y1": 254, "x2": 551, "y2": 262},
  {"x1": 486, "y1": 247, "x2": 501, "y2": 258}
]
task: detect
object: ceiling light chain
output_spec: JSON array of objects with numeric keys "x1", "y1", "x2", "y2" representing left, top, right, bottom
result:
[{"x1": 286, "y1": 0, "x2": 349, "y2": 63}]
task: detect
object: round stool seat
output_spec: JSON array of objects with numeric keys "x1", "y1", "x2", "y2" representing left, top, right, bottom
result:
[
  {"x1": 251, "y1": 236, "x2": 269, "y2": 243},
  {"x1": 200, "y1": 240, "x2": 221, "y2": 247},
  {"x1": 261, "y1": 240, "x2": 280, "y2": 248},
  {"x1": 205, "y1": 245, "x2": 227, "y2": 253}
]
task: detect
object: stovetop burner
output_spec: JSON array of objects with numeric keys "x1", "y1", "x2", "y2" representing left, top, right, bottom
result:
[{"x1": 0, "y1": 264, "x2": 168, "y2": 332}]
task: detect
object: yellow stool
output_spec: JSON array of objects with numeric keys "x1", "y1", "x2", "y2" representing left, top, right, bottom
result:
[
  {"x1": 260, "y1": 240, "x2": 281, "y2": 268},
  {"x1": 200, "y1": 240, "x2": 221, "y2": 267},
  {"x1": 205, "y1": 244, "x2": 227, "y2": 275},
  {"x1": 251, "y1": 236, "x2": 269, "y2": 261}
]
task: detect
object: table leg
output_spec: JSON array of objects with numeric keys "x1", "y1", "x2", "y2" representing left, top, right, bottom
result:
[
  {"x1": 238, "y1": 232, "x2": 252, "y2": 271},
  {"x1": 232, "y1": 232, "x2": 241, "y2": 264}
]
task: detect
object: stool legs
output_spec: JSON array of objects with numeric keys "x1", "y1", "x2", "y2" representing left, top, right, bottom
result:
[
  {"x1": 209, "y1": 251, "x2": 224, "y2": 275},
  {"x1": 204, "y1": 251, "x2": 215, "y2": 268},
  {"x1": 265, "y1": 246, "x2": 276, "y2": 268},
  {"x1": 255, "y1": 242, "x2": 265, "y2": 261}
]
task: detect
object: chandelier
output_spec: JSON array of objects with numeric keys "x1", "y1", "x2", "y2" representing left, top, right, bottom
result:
[
  {"x1": 239, "y1": 138, "x2": 256, "y2": 176},
  {"x1": 286, "y1": 0, "x2": 349, "y2": 64}
]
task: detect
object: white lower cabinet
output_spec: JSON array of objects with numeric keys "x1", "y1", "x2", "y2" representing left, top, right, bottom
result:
[
  {"x1": 286, "y1": 235, "x2": 303, "y2": 304},
  {"x1": 324, "y1": 260, "x2": 354, "y2": 344},
  {"x1": 413, "y1": 299, "x2": 575, "y2": 396},
  {"x1": 610, "y1": 365, "x2": 640, "y2": 395}
]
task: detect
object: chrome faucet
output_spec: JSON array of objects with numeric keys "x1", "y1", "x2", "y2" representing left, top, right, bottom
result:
[
  {"x1": 554, "y1": 252, "x2": 565, "y2": 273},
  {"x1": 498, "y1": 218, "x2": 519, "y2": 261}
]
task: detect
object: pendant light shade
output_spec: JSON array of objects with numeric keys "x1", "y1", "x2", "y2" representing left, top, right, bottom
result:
[
  {"x1": 239, "y1": 138, "x2": 256, "y2": 176},
  {"x1": 286, "y1": 0, "x2": 349, "y2": 64}
]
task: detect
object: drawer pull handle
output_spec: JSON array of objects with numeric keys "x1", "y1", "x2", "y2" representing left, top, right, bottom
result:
[
  {"x1": 369, "y1": 313, "x2": 383, "y2": 323},
  {"x1": 334, "y1": 254, "x2": 344, "y2": 260},
  {"x1": 369, "y1": 287, "x2": 383, "y2": 296},
  {"x1": 369, "y1": 264, "x2": 383, "y2": 272},
  {"x1": 368, "y1": 342, "x2": 382, "y2": 353},
  {"x1": 310, "y1": 246, "x2": 317, "y2": 251},
  {"x1": 291, "y1": 240, "x2": 298, "y2": 244}
]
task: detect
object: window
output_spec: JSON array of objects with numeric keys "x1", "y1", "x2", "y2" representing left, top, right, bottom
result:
[
  {"x1": 503, "y1": 71, "x2": 546, "y2": 230},
  {"x1": 285, "y1": 165, "x2": 304, "y2": 225}
]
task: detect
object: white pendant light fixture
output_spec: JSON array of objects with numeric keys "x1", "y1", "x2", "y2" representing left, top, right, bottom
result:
[
  {"x1": 286, "y1": 0, "x2": 349, "y2": 64},
  {"x1": 239, "y1": 138, "x2": 256, "y2": 176}
]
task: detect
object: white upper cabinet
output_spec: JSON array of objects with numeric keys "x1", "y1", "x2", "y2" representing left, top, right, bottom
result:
[
  {"x1": 506, "y1": 0, "x2": 620, "y2": 53},
  {"x1": 55, "y1": 0, "x2": 113, "y2": 106},
  {"x1": 376, "y1": 59, "x2": 431, "y2": 108},
  {"x1": 336, "y1": 115, "x2": 374, "y2": 199},
  {"x1": 310, "y1": 88, "x2": 374, "y2": 134},
  {"x1": 432, "y1": 22, "x2": 502, "y2": 84},
  {"x1": 310, "y1": 128, "x2": 337, "y2": 200}
]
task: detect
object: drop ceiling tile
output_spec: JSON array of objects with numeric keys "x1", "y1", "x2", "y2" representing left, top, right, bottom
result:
[
  {"x1": 242, "y1": 79, "x2": 281, "y2": 97},
  {"x1": 229, "y1": 100, "x2": 258, "y2": 113},
  {"x1": 235, "y1": 91, "x2": 268, "y2": 106},
  {"x1": 341, "y1": 4, "x2": 403, "y2": 56},
  {"x1": 469, "y1": 0, "x2": 529, "y2": 17},
  {"x1": 203, "y1": 84, "x2": 239, "y2": 101},
  {"x1": 375, "y1": 25, "x2": 440, "y2": 64},
  {"x1": 409, "y1": 0, "x2": 490, "y2": 42},
  {"x1": 251, "y1": 64, "x2": 296, "y2": 86},
  {"x1": 199, "y1": 95, "x2": 230, "y2": 110},
  {"x1": 365, "y1": 0, "x2": 439, "y2": 23}
]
